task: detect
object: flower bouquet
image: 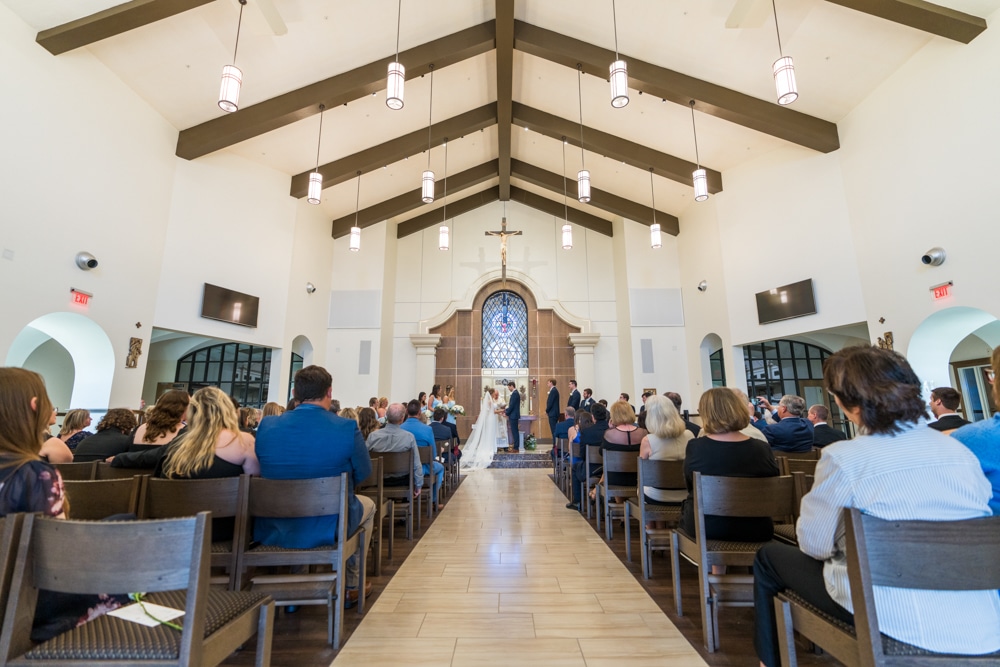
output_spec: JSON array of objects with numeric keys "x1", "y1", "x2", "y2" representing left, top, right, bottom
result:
[
  {"x1": 524, "y1": 433, "x2": 537, "y2": 451},
  {"x1": 449, "y1": 405, "x2": 465, "y2": 416},
  {"x1": 422, "y1": 409, "x2": 434, "y2": 421}
]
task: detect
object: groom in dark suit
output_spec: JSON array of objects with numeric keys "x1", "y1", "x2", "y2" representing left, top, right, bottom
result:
[
  {"x1": 505, "y1": 381, "x2": 520, "y2": 450},
  {"x1": 546, "y1": 379, "x2": 561, "y2": 442}
]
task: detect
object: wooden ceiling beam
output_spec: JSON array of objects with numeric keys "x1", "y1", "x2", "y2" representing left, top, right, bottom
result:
[
  {"x1": 514, "y1": 20, "x2": 840, "y2": 154},
  {"x1": 496, "y1": 0, "x2": 515, "y2": 200},
  {"x1": 823, "y1": 0, "x2": 986, "y2": 44},
  {"x1": 511, "y1": 160, "x2": 678, "y2": 235},
  {"x1": 290, "y1": 104, "x2": 497, "y2": 198},
  {"x1": 176, "y1": 21, "x2": 496, "y2": 159},
  {"x1": 508, "y1": 186, "x2": 613, "y2": 237},
  {"x1": 512, "y1": 104, "x2": 722, "y2": 194},
  {"x1": 396, "y1": 186, "x2": 500, "y2": 238},
  {"x1": 331, "y1": 160, "x2": 498, "y2": 238},
  {"x1": 36, "y1": 0, "x2": 216, "y2": 56}
]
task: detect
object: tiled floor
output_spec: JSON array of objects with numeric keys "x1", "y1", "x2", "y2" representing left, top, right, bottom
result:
[{"x1": 333, "y1": 468, "x2": 709, "y2": 667}]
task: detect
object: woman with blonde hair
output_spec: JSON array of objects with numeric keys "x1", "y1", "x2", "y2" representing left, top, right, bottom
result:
[
  {"x1": 130, "y1": 389, "x2": 188, "y2": 451},
  {"x1": 339, "y1": 406, "x2": 358, "y2": 422},
  {"x1": 377, "y1": 397, "x2": 388, "y2": 420},
  {"x1": 158, "y1": 386, "x2": 258, "y2": 480},
  {"x1": 261, "y1": 402, "x2": 285, "y2": 419},
  {"x1": 58, "y1": 409, "x2": 92, "y2": 451},
  {"x1": 639, "y1": 395, "x2": 691, "y2": 518},
  {"x1": 590, "y1": 400, "x2": 648, "y2": 499}
]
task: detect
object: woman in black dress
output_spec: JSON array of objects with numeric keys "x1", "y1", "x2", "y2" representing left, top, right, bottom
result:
[{"x1": 680, "y1": 387, "x2": 779, "y2": 542}]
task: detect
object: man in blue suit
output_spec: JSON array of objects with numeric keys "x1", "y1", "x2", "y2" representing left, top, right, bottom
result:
[
  {"x1": 546, "y1": 379, "x2": 561, "y2": 442},
  {"x1": 754, "y1": 394, "x2": 815, "y2": 453},
  {"x1": 505, "y1": 381, "x2": 520, "y2": 450},
  {"x1": 567, "y1": 380, "x2": 581, "y2": 411}
]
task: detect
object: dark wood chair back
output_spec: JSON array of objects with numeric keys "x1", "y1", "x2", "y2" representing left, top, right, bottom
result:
[
  {"x1": 355, "y1": 457, "x2": 391, "y2": 575},
  {"x1": 778, "y1": 456, "x2": 819, "y2": 476},
  {"x1": 694, "y1": 472, "x2": 797, "y2": 524},
  {"x1": 639, "y1": 457, "x2": 686, "y2": 492},
  {"x1": 94, "y1": 461, "x2": 155, "y2": 479},
  {"x1": 63, "y1": 477, "x2": 142, "y2": 520},
  {"x1": 417, "y1": 445, "x2": 436, "y2": 524},
  {"x1": 53, "y1": 461, "x2": 97, "y2": 481}
]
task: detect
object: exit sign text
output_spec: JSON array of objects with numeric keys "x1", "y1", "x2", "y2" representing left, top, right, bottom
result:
[{"x1": 931, "y1": 282, "x2": 953, "y2": 300}]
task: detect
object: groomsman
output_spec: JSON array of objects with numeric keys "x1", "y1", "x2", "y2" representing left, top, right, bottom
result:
[
  {"x1": 580, "y1": 388, "x2": 595, "y2": 411},
  {"x1": 546, "y1": 379, "x2": 561, "y2": 442},
  {"x1": 567, "y1": 380, "x2": 581, "y2": 411}
]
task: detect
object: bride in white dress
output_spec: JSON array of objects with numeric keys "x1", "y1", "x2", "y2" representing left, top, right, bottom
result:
[{"x1": 461, "y1": 386, "x2": 508, "y2": 471}]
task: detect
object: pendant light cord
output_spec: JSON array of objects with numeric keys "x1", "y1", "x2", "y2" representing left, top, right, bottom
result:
[
  {"x1": 442, "y1": 139, "x2": 448, "y2": 222},
  {"x1": 562, "y1": 138, "x2": 568, "y2": 219},
  {"x1": 314, "y1": 104, "x2": 325, "y2": 170},
  {"x1": 354, "y1": 171, "x2": 362, "y2": 227},
  {"x1": 612, "y1": 0, "x2": 620, "y2": 59},
  {"x1": 232, "y1": 0, "x2": 247, "y2": 64},
  {"x1": 577, "y1": 66, "x2": 586, "y2": 169},
  {"x1": 649, "y1": 168, "x2": 657, "y2": 227},
  {"x1": 689, "y1": 100, "x2": 702, "y2": 169},
  {"x1": 771, "y1": 0, "x2": 784, "y2": 56},
  {"x1": 394, "y1": 0, "x2": 402, "y2": 62},
  {"x1": 426, "y1": 65, "x2": 435, "y2": 170}
]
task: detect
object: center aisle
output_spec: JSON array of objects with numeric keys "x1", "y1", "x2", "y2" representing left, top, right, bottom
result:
[{"x1": 333, "y1": 468, "x2": 708, "y2": 667}]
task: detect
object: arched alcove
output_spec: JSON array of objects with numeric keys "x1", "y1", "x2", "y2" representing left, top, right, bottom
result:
[
  {"x1": 699, "y1": 333, "x2": 725, "y2": 390},
  {"x1": 5, "y1": 312, "x2": 115, "y2": 410},
  {"x1": 908, "y1": 306, "x2": 999, "y2": 392}
]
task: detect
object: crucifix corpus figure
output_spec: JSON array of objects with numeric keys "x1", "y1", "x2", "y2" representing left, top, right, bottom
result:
[{"x1": 485, "y1": 215, "x2": 522, "y2": 284}]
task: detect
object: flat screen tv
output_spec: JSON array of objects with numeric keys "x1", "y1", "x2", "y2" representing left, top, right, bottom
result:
[
  {"x1": 200, "y1": 283, "x2": 259, "y2": 328},
  {"x1": 755, "y1": 279, "x2": 816, "y2": 325}
]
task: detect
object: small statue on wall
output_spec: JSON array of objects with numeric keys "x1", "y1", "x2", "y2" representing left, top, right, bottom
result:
[
  {"x1": 126, "y1": 337, "x2": 143, "y2": 368},
  {"x1": 877, "y1": 332, "x2": 894, "y2": 351}
]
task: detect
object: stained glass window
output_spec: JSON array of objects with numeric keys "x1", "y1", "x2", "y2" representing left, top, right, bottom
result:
[{"x1": 482, "y1": 291, "x2": 528, "y2": 369}]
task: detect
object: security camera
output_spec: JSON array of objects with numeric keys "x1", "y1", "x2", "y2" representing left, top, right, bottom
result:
[
  {"x1": 697, "y1": 280, "x2": 708, "y2": 292},
  {"x1": 75, "y1": 252, "x2": 98, "y2": 270},
  {"x1": 305, "y1": 282, "x2": 317, "y2": 294},
  {"x1": 921, "y1": 247, "x2": 946, "y2": 266}
]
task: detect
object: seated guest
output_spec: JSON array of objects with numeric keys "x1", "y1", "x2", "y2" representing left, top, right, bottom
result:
[
  {"x1": 928, "y1": 386, "x2": 970, "y2": 433},
  {"x1": 550, "y1": 406, "x2": 575, "y2": 460},
  {"x1": 238, "y1": 406, "x2": 258, "y2": 435},
  {"x1": 753, "y1": 394, "x2": 814, "y2": 453},
  {"x1": 261, "y1": 401, "x2": 285, "y2": 419},
  {"x1": 567, "y1": 410, "x2": 594, "y2": 448},
  {"x1": 807, "y1": 403, "x2": 847, "y2": 447},
  {"x1": 591, "y1": 400, "x2": 648, "y2": 494},
  {"x1": 58, "y1": 409, "x2": 92, "y2": 451},
  {"x1": 358, "y1": 407, "x2": 381, "y2": 442},
  {"x1": 339, "y1": 406, "x2": 358, "y2": 422},
  {"x1": 130, "y1": 389, "x2": 188, "y2": 451},
  {"x1": 254, "y1": 365, "x2": 374, "y2": 606},
  {"x1": 430, "y1": 407, "x2": 460, "y2": 465},
  {"x1": 729, "y1": 388, "x2": 767, "y2": 441},
  {"x1": 753, "y1": 345, "x2": 1000, "y2": 667},
  {"x1": 367, "y1": 403, "x2": 422, "y2": 499},
  {"x1": 568, "y1": 403, "x2": 610, "y2": 510},
  {"x1": 377, "y1": 397, "x2": 388, "y2": 419},
  {"x1": 665, "y1": 392, "x2": 701, "y2": 437},
  {"x1": 329, "y1": 399, "x2": 341, "y2": 415},
  {"x1": 954, "y1": 348, "x2": 1000, "y2": 515},
  {"x1": 681, "y1": 388, "x2": 778, "y2": 542},
  {"x1": 72, "y1": 409, "x2": 137, "y2": 462},
  {"x1": 401, "y1": 399, "x2": 444, "y2": 510},
  {"x1": 639, "y1": 395, "x2": 691, "y2": 525}
]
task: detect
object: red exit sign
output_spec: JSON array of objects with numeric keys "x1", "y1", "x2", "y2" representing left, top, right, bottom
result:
[
  {"x1": 70, "y1": 288, "x2": 92, "y2": 306},
  {"x1": 931, "y1": 281, "x2": 953, "y2": 300}
]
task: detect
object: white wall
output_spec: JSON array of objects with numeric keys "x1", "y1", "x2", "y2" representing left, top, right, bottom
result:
[{"x1": 23, "y1": 339, "x2": 75, "y2": 411}]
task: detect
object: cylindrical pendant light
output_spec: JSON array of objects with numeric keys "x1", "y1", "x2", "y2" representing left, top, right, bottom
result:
[
  {"x1": 770, "y1": 0, "x2": 798, "y2": 105},
  {"x1": 576, "y1": 65, "x2": 591, "y2": 203},
  {"x1": 439, "y1": 139, "x2": 450, "y2": 250},
  {"x1": 386, "y1": 0, "x2": 405, "y2": 109},
  {"x1": 350, "y1": 171, "x2": 362, "y2": 252},
  {"x1": 218, "y1": 0, "x2": 247, "y2": 113},
  {"x1": 307, "y1": 104, "x2": 326, "y2": 205},
  {"x1": 609, "y1": 0, "x2": 629, "y2": 108},
  {"x1": 648, "y1": 168, "x2": 662, "y2": 249},
  {"x1": 561, "y1": 137, "x2": 573, "y2": 250},
  {"x1": 422, "y1": 64, "x2": 436, "y2": 203},
  {"x1": 689, "y1": 100, "x2": 709, "y2": 202}
]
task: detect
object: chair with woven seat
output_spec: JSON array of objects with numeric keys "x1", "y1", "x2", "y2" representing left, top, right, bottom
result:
[
  {"x1": 0, "y1": 512, "x2": 274, "y2": 667},
  {"x1": 53, "y1": 461, "x2": 97, "y2": 481},
  {"x1": 596, "y1": 449, "x2": 639, "y2": 540},
  {"x1": 63, "y1": 476, "x2": 143, "y2": 520},
  {"x1": 775, "y1": 507, "x2": 1000, "y2": 667},
  {"x1": 624, "y1": 457, "x2": 685, "y2": 576},
  {"x1": 237, "y1": 474, "x2": 365, "y2": 649},
  {"x1": 139, "y1": 475, "x2": 249, "y2": 590},
  {"x1": 355, "y1": 457, "x2": 391, "y2": 576},
  {"x1": 670, "y1": 472, "x2": 797, "y2": 652},
  {"x1": 371, "y1": 450, "x2": 415, "y2": 542}
]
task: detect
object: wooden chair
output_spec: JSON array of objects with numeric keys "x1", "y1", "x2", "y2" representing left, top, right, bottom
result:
[
  {"x1": 776, "y1": 508, "x2": 1000, "y2": 667},
  {"x1": 434, "y1": 438, "x2": 454, "y2": 498},
  {"x1": 237, "y1": 474, "x2": 365, "y2": 648},
  {"x1": 773, "y1": 472, "x2": 811, "y2": 546},
  {"x1": 417, "y1": 445, "x2": 437, "y2": 527},
  {"x1": 448, "y1": 436, "x2": 461, "y2": 492},
  {"x1": 372, "y1": 450, "x2": 415, "y2": 541},
  {"x1": 53, "y1": 461, "x2": 97, "y2": 481},
  {"x1": 583, "y1": 443, "x2": 604, "y2": 526},
  {"x1": 777, "y1": 456, "x2": 820, "y2": 476},
  {"x1": 0, "y1": 512, "x2": 274, "y2": 666},
  {"x1": 63, "y1": 476, "x2": 143, "y2": 520},
  {"x1": 94, "y1": 461, "x2": 156, "y2": 479},
  {"x1": 624, "y1": 458, "x2": 685, "y2": 576},
  {"x1": 552, "y1": 437, "x2": 566, "y2": 491},
  {"x1": 596, "y1": 449, "x2": 639, "y2": 540},
  {"x1": 670, "y1": 472, "x2": 797, "y2": 652},
  {"x1": 139, "y1": 475, "x2": 249, "y2": 590},
  {"x1": 355, "y1": 457, "x2": 391, "y2": 576},
  {"x1": 568, "y1": 439, "x2": 586, "y2": 509},
  {"x1": 0, "y1": 515, "x2": 26, "y2": 630}
]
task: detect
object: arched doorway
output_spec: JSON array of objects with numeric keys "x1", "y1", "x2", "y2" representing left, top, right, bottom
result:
[
  {"x1": 699, "y1": 333, "x2": 725, "y2": 389},
  {"x1": 5, "y1": 312, "x2": 115, "y2": 411}
]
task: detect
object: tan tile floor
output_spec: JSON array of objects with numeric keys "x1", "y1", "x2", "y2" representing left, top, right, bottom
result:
[{"x1": 333, "y1": 468, "x2": 709, "y2": 667}]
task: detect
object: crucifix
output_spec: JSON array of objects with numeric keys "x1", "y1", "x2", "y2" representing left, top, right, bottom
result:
[{"x1": 485, "y1": 210, "x2": 522, "y2": 284}]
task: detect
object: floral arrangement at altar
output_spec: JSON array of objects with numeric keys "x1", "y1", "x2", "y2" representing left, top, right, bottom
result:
[
  {"x1": 524, "y1": 433, "x2": 537, "y2": 451},
  {"x1": 449, "y1": 405, "x2": 465, "y2": 416}
]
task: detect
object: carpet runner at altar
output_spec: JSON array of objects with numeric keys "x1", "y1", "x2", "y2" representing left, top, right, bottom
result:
[{"x1": 487, "y1": 451, "x2": 552, "y2": 469}]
